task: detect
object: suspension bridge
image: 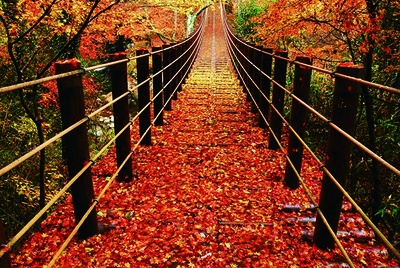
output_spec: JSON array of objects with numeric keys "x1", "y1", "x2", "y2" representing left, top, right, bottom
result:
[{"x1": 1, "y1": 4, "x2": 400, "y2": 267}]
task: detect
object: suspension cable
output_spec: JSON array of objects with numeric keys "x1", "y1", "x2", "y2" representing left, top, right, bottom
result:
[
  {"x1": 222, "y1": 5, "x2": 400, "y2": 261},
  {"x1": 224, "y1": 26, "x2": 356, "y2": 266}
]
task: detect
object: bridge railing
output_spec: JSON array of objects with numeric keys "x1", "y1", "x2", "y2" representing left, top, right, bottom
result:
[
  {"x1": 221, "y1": 4, "x2": 400, "y2": 267},
  {"x1": 0, "y1": 11, "x2": 206, "y2": 267}
]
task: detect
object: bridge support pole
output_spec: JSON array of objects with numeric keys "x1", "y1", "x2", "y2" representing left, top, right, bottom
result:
[
  {"x1": 110, "y1": 53, "x2": 133, "y2": 182},
  {"x1": 0, "y1": 217, "x2": 11, "y2": 268},
  {"x1": 162, "y1": 44, "x2": 172, "y2": 111},
  {"x1": 177, "y1": 44, "x2": 184, "y2": 92},
  {"x1": 238, "y1": 42, "x2": 245, "y2": 89},
  {"x1": 268, "y1": 51, "x2": 288, "y2": 150},
  {"x1": 56, "y1": 59, "x2": 98, "y2": 239},
  {"x1": 136, "y1": 49, "x2": 152, "y2": 146},
  {"x1": 284, "y1": 56, "x2": 312, "y2": 189},
  {"x1": 184, "y1": 42, "x2": 191, "y2": 81},
  {"x1": 171, "y1": 43, "x2": 178, "y2": 100},
  {"x1": 152, "y1": 47, "x2": 164, "y2": 126},
  {"x1": 314, "y1": 63, "x2": 363, "y2": 249},
  {"x1": 258, "y1": 47, "x2": 273, "y2": 128},
  {"x1": 249, "y1": 46, "x2": 258, "y2": 113},
  {"x1": 244, "y1": 44, "x2": 252, "y2": 102}
]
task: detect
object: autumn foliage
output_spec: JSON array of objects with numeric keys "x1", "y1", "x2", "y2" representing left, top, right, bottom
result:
[
  {"x1": 9, "y1": 7, "x2": 399, "y2": 267},
  {"x1": 237, "y1": 0, "x2": 400, "y2": 74},
  {"x1": 0, "y1": 0, "x2": 218, "y2": 242}
]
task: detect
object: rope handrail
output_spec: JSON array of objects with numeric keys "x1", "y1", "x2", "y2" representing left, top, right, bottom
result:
[
  {"x1": 223, "y1": 28, "x2": 356, "y2": 266},
  {"x1": 222, "y1": 8, "x2": 400, "y2": 96},
  {"x1": 0, "y1": 9, "x2": 206, "y2": 264},
  {"x1": 221, "y1": 3, "x2": 400, "y2": 263},
  {"x1": 222, "y1": 14, "x2": 400, "y2": 179},
  {"x1": 0, "y1": 110, "x2": 134, "y2": 258},
  {"x1": 4, "y1": 5, "x2": 399, "y2": 266},
  {"x1": 151, "y1": 29, "x2": 204, "y2": 113},
  {"x1": 129, "y1": 13, "x2": 206, "y2": 61},
  {"x1": 150, "y1": 21, "x2": 204, "y2": 83},
  {"x1": 0, "y1": 16, "x2": 206, "y2": 95},
  {"x1": 46, "y1": 13, "x2": 207, "y2": 267},
  {"x1": 0, "y1": 88, "x2": 131, "y2": 178}
]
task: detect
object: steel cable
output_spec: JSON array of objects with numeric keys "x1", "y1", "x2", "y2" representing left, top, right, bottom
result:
[
  {"x1": 223, "y1": 25, "x2": 356, "y2": 267},
  {"x1": 222, "y1": 6, "x2": 400, "y2": 261},
  {"x1": 44, "y1": 14, "x2": 207, "y2": 266}
]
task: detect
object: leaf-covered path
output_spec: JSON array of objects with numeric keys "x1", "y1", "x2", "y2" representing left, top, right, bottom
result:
[{"x1": 12, "y1": 7, "x2": 397, "y2": 268}]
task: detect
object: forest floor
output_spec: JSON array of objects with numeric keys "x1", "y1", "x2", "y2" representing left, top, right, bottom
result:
[{"x1": 11, "y1": 6, "x2": 398, "y2": 268}]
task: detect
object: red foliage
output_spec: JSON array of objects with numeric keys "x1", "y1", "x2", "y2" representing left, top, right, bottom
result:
[{"x1": 10, "y1": 8, "x2": 398, "y2": 267}]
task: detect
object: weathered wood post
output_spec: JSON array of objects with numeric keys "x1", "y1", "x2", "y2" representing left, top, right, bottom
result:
[
  {"x1": 0, "y1": 218, "x2": 11, "y2": 268},
  {"x1": 245, "y1": 44, "x2": 252, "y2": 102},
  {"x1": 249, "y1": 45, "x2": 258, "y2": 113},
  {"x1": 171, "y1": 43, "x2": 178, "y2": 100},
  {"x1": 177, "y1": 44, "x2": 184, "y2": 92},
  {"x1": 184, "y1": 41, "x2": 191, "y2": 81},
  {"x1": 152, "y1": 47, "x2": 164, "y2": 126},
  {"x1": 238, "y1": 42, "x2": 245, "y2": 88},
  {"x1": 255, "y1": 47, "x2": 265, "y2": 112},
  {"x1": 314, "y1": 63, "x2": 363, "y2": 249},
  {"x1": 258, "y1": 47, "x2": 273, "y2": 128},
  {"x1": 136, "y1": 49, "x2": 152, "y2": 145},
  {"x1": 268, "y1": 51, "x2": 288, "y2": 150},
  {"x1": 284, "y1": 56, "x2": 312, "y2": 189},
  {"x1": 162, "y1": 44, "x2": 172, "y2": 111},
  {"x1": 109, "y1": 53, "x2": 133, "y2": 182},
  {"x1": 56, "y1": 59, "x2": 98, "y2": 239}
]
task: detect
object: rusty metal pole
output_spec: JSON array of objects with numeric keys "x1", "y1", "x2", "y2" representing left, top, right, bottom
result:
[
  {"x1": 56, "y1": 59, "x2": 98, "y2": 239},
  {"x1": 136, "y1": 49, "x2": 152, "y2": 146},
  {"x1": 109, "y1": 53, "x2": 133, "y2": 182},
  {"x1": 152, "y1": 47, "x2": 164, "y2": 126},
  {"x1": 258, "y1": 47, "x2": 273, "y2": 128},
  {"x1": 284, "y1": 56, "x2": 312, "y2": 189},
  {"x1": 314, "y1": 64, "x2": 363, "y2": 249},
  {"x1": 268, "y1": 51, "x2": 288, "y2": 150},
  {"x1": 0, "y1": 218, "x2": 11, "y2": 268},
  {"x1": 162, "y1": 44, "x2": 172, "y2": 111}
]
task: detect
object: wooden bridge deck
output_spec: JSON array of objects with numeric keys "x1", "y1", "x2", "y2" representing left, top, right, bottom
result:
[{"x1": 11, "y1": 7, "x2": 394, "y2": 268}]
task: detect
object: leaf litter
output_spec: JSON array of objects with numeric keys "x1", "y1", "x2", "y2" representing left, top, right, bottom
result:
[{"x1": 11, "y1": 7, "x2": 398, "y2": 268}]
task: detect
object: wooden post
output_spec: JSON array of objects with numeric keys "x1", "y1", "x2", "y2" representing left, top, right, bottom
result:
[
  {"x1": 177, "y1": 44, "x2": 184, "y2": 91},
  {"x1": 251, "y1": 47, "x2": 261, "y2": 113},
  {"x1": 184, "y1": 42, "x2": 190, "y2": 80},
  {"x1": 109, "y1": 53, "x2": 133, "y2": 182},
  {"x1": 268, "y1": 51, "x2": 288, "y2": 150},
  {"x1": 284, "y1": 56, "x2": 313, "y2": 189},
  {"x1": 152, "y1": 47, "x2": 164, "y2": 126},
  {"x1": 56, "y1": 59, "x2": 98, "y2": 239},
  {"x1": 314, "y1": 63, "x2": 363, "y2": 249},
  {"x1": 245, "y1": 45, "x2": 252, "y2": 102},
  {"x1": 258, "y1": 47, "x2": 273, "y2": 128},
  {"x1": 162, "y1": 44, "x2": 172, "y2": 111},
  {"x1": 136, "y1": 49, "x2": 152, "y2": 145},
  {"x1": 238, "y1": 42, "x2": 245, "y2": 89},
  {"x1": 171, "y1": 43, "x2": 178, "y2": 100},
  {"x1": 0, "y1": 217, "x2": 11, "y2": 268}
]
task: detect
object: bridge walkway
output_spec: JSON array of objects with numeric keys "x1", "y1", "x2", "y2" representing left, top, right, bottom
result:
[{"x1": 12, "y1": 6, "x2": 368, "y2": 267}]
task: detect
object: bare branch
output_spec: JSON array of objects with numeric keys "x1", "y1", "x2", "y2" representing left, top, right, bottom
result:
[
  {"x1": 12, "y1": 0, "x2": 58, "y2": 45},
  {"x1": 36, "y1": 0, "x2": 102, "y2": 78}
]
